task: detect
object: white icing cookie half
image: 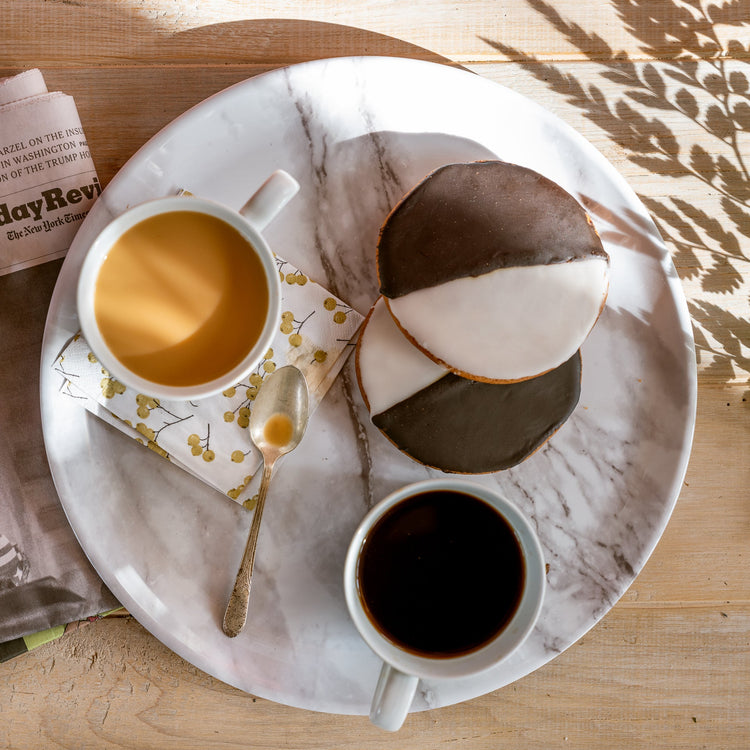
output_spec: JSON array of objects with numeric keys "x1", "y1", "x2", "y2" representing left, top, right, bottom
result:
[
  {"x1": 386, "y1": 257, "x2": 608, "y2": 382},
  {"x1": 357, "y1": 295, "x2": 447, "y2": 415}
]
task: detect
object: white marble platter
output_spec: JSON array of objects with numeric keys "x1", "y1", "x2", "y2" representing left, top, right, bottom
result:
[{"x1": 40, "y1": 57, "x2": 696, "y2": 715}]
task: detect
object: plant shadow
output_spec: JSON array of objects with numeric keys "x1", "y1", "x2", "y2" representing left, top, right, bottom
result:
[{"x1": 482, "y1": 0, "x2": 750, "y2": 392}]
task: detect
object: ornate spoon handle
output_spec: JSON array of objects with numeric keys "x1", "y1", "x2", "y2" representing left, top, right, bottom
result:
[{"x1": 222, "y1": 460, "x2": 275, "y2": 638}]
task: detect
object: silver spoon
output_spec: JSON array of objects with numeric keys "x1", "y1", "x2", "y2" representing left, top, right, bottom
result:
[{"x1": 222, "y1": 365, "x2": 309, "y2": 638}]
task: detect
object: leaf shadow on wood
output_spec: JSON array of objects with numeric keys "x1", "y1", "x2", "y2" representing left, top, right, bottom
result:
[{"x1": 481, "y1": 0, "x2": 750, "y2": 389}]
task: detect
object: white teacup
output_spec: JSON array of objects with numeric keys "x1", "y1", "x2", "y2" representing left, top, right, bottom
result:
[
  {"x1": 344, "y1": 478, "x2": 545, "y2": 731},
  {"x1": 76, "y1": 170, "x2": 299, "y2": 401}
]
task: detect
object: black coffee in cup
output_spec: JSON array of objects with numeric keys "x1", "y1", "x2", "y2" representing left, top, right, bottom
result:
[{"x1": 356, "y1": 489, "x2": 526, "y2": 658}]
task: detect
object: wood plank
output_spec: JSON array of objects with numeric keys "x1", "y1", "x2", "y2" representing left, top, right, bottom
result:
[
  {"x1": 621, "y1": 383, "x2": 749, "y2": 605},
  {"x1": 3, "y1": 0, "x2": 750, "y2": 66},
  {"x1": 2, "y1": 605, "x2": 748, "y2": 748}
]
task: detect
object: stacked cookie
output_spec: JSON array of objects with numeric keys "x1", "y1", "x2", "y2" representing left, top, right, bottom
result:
[{"x1": 356, "y1": 161, "x2": 609, "y2": 473}]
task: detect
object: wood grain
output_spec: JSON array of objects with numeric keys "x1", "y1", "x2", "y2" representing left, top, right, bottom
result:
[
  {"x1": 2, "y1": 0, "x2": 749, "y2": 746},
  {"x1": 2, "y1": 601, "x2": 748, "y2": 749},
  {"x1": 9, "y1": 1, "x2": 748, "y2": 66}
]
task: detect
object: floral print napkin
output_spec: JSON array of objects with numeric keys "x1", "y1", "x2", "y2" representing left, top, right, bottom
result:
[{"x1": 54, "y1": 256, "x2": 363, "y2": 507}]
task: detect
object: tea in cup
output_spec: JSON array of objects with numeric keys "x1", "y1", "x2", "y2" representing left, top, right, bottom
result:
[
  {"x1": 76, "y1": 170, "x2": 298, "y2": 401},
  {"x1": 344, "y1": 478, "x2": 545, "y2": 731}
]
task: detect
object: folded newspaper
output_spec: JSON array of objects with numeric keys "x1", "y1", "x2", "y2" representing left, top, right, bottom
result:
[
  {"x1": 1, "y1": 68, "x2": 101, "y2": 276},
  {"x1": 0, "y1": 69, "x2": 118, "y2": 658}
]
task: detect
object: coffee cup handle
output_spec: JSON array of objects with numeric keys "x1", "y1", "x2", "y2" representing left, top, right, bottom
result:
[
  {"x1": 240, "y1": 170, "x2": 299, "y2": 231},
  {"x1": 369, "y1": 662, "x2": 419, "y2": 732}
]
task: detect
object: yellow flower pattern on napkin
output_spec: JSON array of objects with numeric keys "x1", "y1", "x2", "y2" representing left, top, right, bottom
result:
[{"x1": 54, "y1": 256, "x2": 363, "y2": 505}]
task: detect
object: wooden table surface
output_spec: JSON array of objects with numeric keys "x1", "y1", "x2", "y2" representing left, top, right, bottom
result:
[{"x1": 2, "y1": 1, "x2": 749, "y2": 747}]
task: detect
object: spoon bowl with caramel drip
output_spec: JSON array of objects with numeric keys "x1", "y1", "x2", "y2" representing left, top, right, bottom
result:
[{"x1": 222, "y1": 365, "x2": 309, "y2": 637}]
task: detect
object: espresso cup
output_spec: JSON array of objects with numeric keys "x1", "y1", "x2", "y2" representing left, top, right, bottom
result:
[
  {"x1": 344, "y1": 478, "x2": 545, "y2": 731},
  {"x1": 77, "y1": 170, "x2": 299, "y2": 401}
]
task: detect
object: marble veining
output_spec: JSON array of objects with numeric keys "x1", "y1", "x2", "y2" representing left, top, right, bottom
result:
[{"x1": 40, "y1": 57, "x2": 696, "y2": 715}]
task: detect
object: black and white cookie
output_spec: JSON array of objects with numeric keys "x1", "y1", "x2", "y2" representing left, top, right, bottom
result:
[
  {"x1": 377, "y1": 160, "x2": 609, "y2": 383},
  {"x1": 356, "y1": 297, "x2": 582, "y2": 474}
]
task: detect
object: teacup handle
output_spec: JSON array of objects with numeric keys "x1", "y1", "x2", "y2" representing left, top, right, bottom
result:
[
  {"x1": 369, "y1": 662, "x2": 419, "y2": 732},
  {"x1": 240, "y1": 170, "x2": 299, "y2": 231}
]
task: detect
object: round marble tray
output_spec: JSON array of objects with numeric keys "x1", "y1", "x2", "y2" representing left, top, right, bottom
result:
[{"x1": 40, "y1": 56, "x2": 696, "y2": 714}]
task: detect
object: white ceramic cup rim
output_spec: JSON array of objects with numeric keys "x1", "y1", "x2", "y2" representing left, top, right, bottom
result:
[
  {"x1": 76, "y1": 195, "x2": 282, "y2": 401},
  {"x1": 344, "y1": 478, "x2": 546, "y2": 681}
]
